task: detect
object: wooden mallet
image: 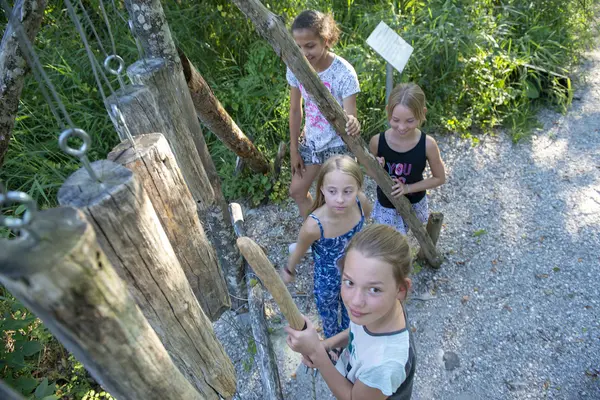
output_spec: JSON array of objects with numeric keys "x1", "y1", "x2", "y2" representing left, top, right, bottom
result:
[{"x1": 236, "y1": 236, "x2": 305, "y2": 331}]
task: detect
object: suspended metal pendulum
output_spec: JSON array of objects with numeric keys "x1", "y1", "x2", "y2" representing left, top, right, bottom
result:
[
  {"x1": 110, "y1": 104, "x2": 136, "y2": 149},
  {"x1": 128, "y1": 19, "x2": 148, "y2": 69},
  {"x1": 104, "y1": 54, "x2": 127, "y2": 91},
  {"x1": 58, "y1": 128, "x2": 102, "y2": 183},
  {"x1": 0, "y1": 189, "x2": 38, "y2": 240}
]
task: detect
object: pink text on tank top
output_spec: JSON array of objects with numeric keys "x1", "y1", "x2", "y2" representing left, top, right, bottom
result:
[{"x1": 387, "y1": 162, "x2": 412, "y2": 184}]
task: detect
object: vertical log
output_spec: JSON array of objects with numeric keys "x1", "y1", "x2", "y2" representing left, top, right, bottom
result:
[
  {"x1": 125, "y1": 58, "x2": 215, "y2": 208},
  {"x1": 124, "y1": 0, "x2": 229, "y2": 222},
  {"x1": 0, "y1": 207, "x2": 203, "y2": 400},
  {"x1": 107, "y1": 133, "x2": 230, "y2": 320},
  {"x1": 105, "y1": 84, "x2": 166, "y2": 140},
  {"x1": 57, "y1": 160, "x2": 236, "y2": 399},
  {"x1": 230, "y1": 203, "x2": 283, "y2": 400},
  {"x1": 0, "y1": 0, "x2": 47, "y2": 167},
  {"x1": 179, "y1": 50, "x2": 270, "y2": 174},
  {"x1": 230, "y1": 0, "x2": 443, "y2": 267}
]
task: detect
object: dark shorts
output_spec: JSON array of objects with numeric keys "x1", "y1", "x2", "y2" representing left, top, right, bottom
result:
[{"x1": 298, "y1": 142, "x2": 351, "y2": 166}]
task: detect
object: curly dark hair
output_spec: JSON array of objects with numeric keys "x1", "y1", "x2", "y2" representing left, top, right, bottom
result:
[{"x1": 291, "y1": 10, "x2": 340, "y2": 47}]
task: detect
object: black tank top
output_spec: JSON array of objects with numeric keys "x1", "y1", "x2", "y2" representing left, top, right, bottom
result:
[{"x1": 376, "y1": 131, "x2": 427, "y2": 207}]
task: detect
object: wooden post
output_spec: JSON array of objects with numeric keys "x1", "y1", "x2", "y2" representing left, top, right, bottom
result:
[
  {"x1": 230, "y1": 203, "x2": 283, "y2": 400},
  {"x1": 125, "y1": 58, "x2": 215, "y2": 208},
  {"x1": 230, "y1": 0, "x2": 443, "y2": 267},
  {"x1": 417, "y1": 212, "x2": 444, "y2": 267},
  {"x1": 57, "y1": 160, "x2": 236, "y2": 399},
  {"x1": 107, "y1": 133, "x2": 231, "y2": 320},
  {"x1": 0, "y1": 0, "x2": 47, "y2": 167},
  {"x1": 0, "y1": 207, "x2": 203, "y2": 400},
  {"x1": 105, "y1": 84, "x2": 166, "y2": 140},
  {"x1": 179, "y1": 50, "x2": 270, "y2": 174},
  {"x1": 124, "y1": 0, "x2": 230, "y2": 224}
]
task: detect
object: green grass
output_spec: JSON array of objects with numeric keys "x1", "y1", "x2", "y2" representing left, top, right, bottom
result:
[{"x1": 0, "y1": 0, "x2": 597, "y2": 397}]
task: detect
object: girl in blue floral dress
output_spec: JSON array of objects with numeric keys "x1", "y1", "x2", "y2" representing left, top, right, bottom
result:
[{"x1": 282, "y1": 155, "x2": 372, "y2": 338}]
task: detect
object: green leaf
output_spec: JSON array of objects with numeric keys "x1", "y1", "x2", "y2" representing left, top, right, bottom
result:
[
  {"x1": 472, "y1": 229, "x2": 487, "y2": 237},
  {"x1": 525, "y1": 80, "x2": 540, "y2": 99},
  {"x1": 35, "y1": 378, "x2": 55, "y2": 399},
  {"x1": 1, "y1": 316, "x2": 35, "y2": 331},
  {"x1": 15, "y1": 376, "x2": 38, "y2": 394},
  {"x1": 22, "y1": 340, "x2": 44, "y2": 356},
  {"x1": 42, "y1": 396, "x2": 59, "y2": 400},
  {"x1": 7, "y1": 350, "x2": 25, "y2": 367}
]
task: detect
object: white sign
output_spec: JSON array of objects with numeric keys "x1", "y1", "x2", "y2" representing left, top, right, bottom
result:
[{"x1": 366, "y1": 21, "x2": 413, "y2": 74}]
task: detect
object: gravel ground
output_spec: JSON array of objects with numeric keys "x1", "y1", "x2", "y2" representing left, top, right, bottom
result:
[{"x1": 213, "y1": 48, "x2": 600, "y2": 399}]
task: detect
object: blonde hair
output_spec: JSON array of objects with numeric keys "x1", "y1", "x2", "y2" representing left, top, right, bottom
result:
[
  {"x1": 309, "y1": 155, "x2": 363, "y2": 215},
  {"x1": 340, "y1": 224, "x2": 412, "y2": 290},
  {"x1": 387, "y1": 83, "x2": 427, "y2": 124},
  {"x1": 291, "y1": 10, "x2": 341, "y2": 48}
]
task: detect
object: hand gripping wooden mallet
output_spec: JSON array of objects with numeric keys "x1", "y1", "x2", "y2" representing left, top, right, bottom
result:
[{"x1": 236, "y1": 236, "x2": 322, "y2": 376}]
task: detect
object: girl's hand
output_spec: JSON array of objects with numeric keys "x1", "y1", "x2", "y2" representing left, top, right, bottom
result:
[
  {"x1": 290, "y1": 150, "x2": 305, "y2": 178},
  {"x1": 376, "y1": 156, "x2": 385, "y2": 167},
  {"x1": 301, "y1": 354, "x2": 316, "y2": 368},
  {"x1": 345, "y1": 114, "x2": 361, "y2": 136},
  {"x1": 391, "y1": 179, "x2": 411, "y2": 198},
  {"x1": 280, "y1": 266, "x2": 295, "y2": 284},
  {"x1": 284, "y1": 316, "x2": 323, "y2": 361}
]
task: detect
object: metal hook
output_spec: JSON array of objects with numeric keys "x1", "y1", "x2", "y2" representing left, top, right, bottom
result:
[
  {"x1": 0, "y1": 190, "x2": 37, "y2": 238},
  {"x1": 104, "y1": 54, "x2": 126, "y2": 90},
  {"x1": 110, "y1": 104, "x2": 136, "y2": 148},
  {"x1": 59, "y1": 128, "x2": 102, "y2": 182}
]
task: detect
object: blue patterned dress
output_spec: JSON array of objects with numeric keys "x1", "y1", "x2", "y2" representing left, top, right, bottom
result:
[{"x1": 309, "y1": 198, "x2": 365, "y2": 338}]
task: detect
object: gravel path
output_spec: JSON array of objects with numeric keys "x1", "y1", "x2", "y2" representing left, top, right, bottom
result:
[{"x1": 213, "y1": 48, "x2": 600, "y2": 399}]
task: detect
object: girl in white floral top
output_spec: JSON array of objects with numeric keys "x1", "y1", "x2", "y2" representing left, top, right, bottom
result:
[{"x1": 287, "y1": 10, "x2": 361, "y2": 220}]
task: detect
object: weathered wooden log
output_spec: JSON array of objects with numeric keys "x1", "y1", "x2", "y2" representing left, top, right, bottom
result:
[
  {"x1": 0, "y1": 0, "x2": 47, "y2": 167},
  {"x1": 179, "y1": 50, "x2": 270, "y2": 174},
  {"x1": 108, "y1": 133, "x2": 231, "y2": 320},
  {"x1": 236, "y1": 236, "x2": 305, "y2": 331},
  {"x1": 126, "y1": 58, "x2": 215, "y2": 208},
  {"x1": 57, "y1": 160, "x2": 236, "y2": 399},
  {"x1": 124, "y1": 0, "x2": 180, "y2": 67},
  {"x1": 418, "y1": 212, "x2": 444, "y2": 267},
  {"x1": 0, "y1": 207, "x2": 203, "y2": 400},
  {"x1": 231, "y1": 0, "x2": 443, "y2": 267},
  {"x1": 105, "y1": 84, "x2": 166, "y2": 140},
  {"x1": 124, "y1": 0, "x2": 229, "y2": 224},
  {"x1": 230, "y1": 203, "x2": 283, "y2": 400}
]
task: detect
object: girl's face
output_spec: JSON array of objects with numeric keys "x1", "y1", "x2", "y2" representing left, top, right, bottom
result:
[
  {"x1": 321, "y1": 170, "x2": 359, "y2": 214},
  {"x1": 292, "y1": 28, "x2": 328, "y2": 69},
  {"x1": 389, "y1": 104, "x2": 423, "y2": 138},
  {"x1": 341, "y1": 249, "x2": 409, "y2": 331}
]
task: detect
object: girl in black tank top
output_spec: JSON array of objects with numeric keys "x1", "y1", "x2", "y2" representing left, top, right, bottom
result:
[
  {"x1": 368, "y1": 83, "x2": 446, "y2": 235},
  {"x1": 376, "y1": 131, "x2": 427, "y2": 207}
]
